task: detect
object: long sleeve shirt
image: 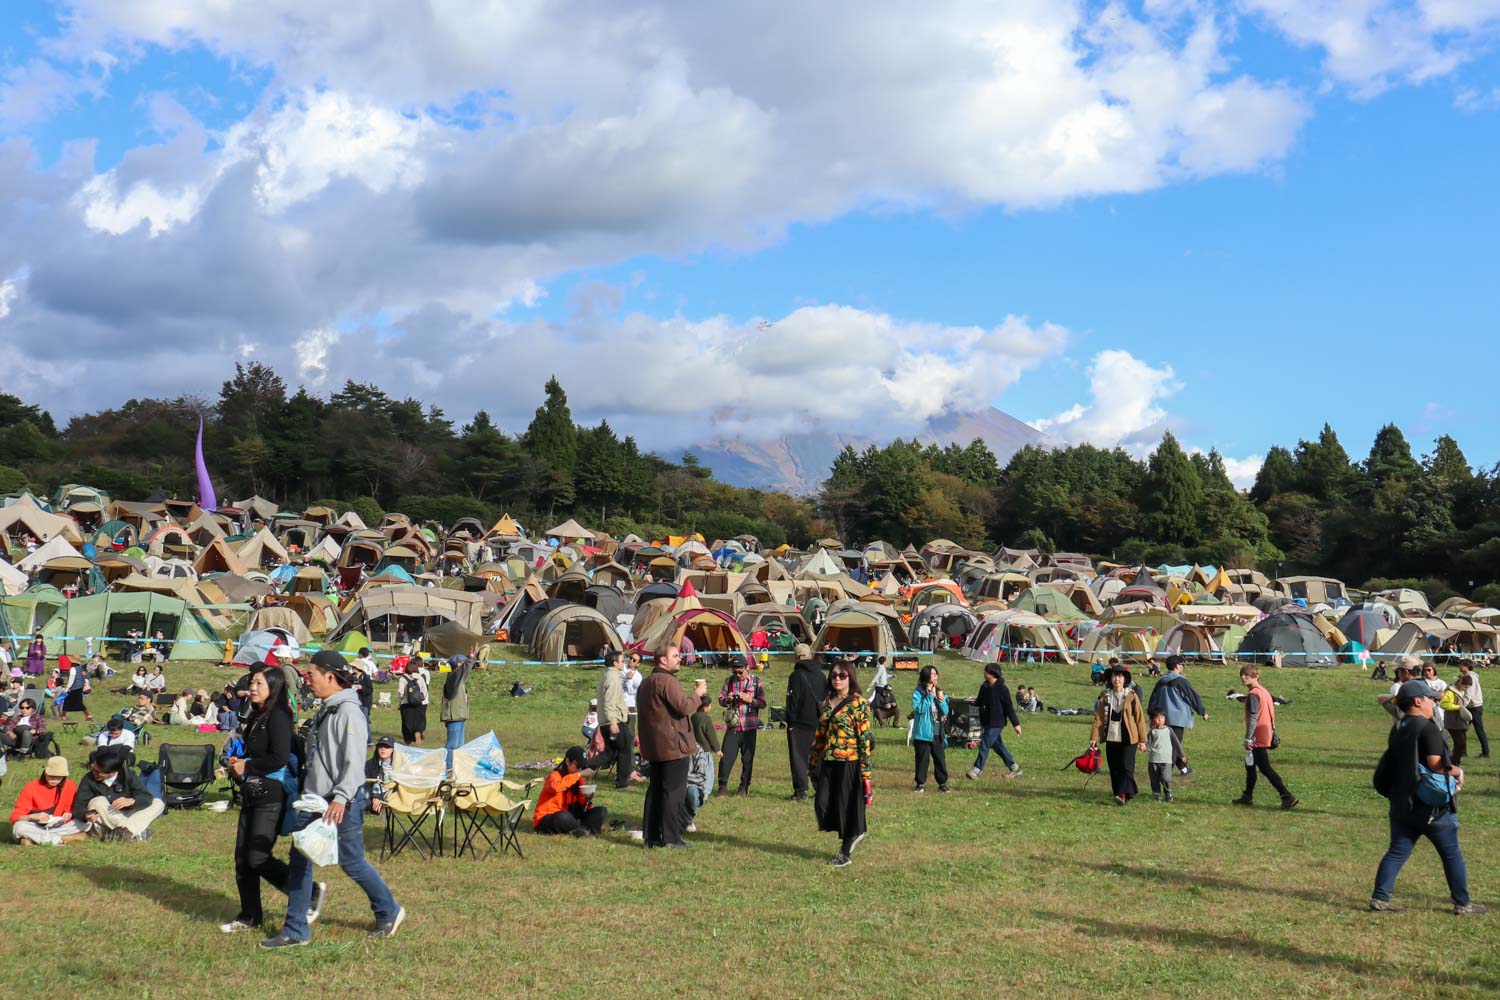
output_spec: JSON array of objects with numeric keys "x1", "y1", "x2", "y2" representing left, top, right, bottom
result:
[
  {"x1": 596, "y1": 668, "x2": 628, "y2": 726},
  {"x1": 11, "y1": 778, "x2": 76, "y2": 823},
  {"x1": 717, "y1": 675, "x2": 766, "y2": 732}
]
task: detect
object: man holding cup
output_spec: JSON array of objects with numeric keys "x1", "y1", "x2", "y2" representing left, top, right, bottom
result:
[{"x1": 636, "y1": 641, "x2": 707, "y2": 848}]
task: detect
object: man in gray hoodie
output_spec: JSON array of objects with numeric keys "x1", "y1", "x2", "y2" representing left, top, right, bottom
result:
[{"x1": 261, "y1": 650, "x2": 405, "y2": 949}]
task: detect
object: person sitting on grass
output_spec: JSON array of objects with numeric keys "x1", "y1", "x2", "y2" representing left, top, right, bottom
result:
[
  {"x1": 3, "y1": 698, "x2": 46, "y2": 755},
  {"x1": 94, "y1": 716, "x2": 137, "y2": 752},
  {"x1": 10, "y1": 756, "x2": 86, "y2": 846},
  {"x1": 121, "y1": 693, "x2": 156, "y2": 728},
  {"x1": 533, "y1": 746, "x2": 608, "y2": 837},
  {"x1": 73, "y1": 746, "x2": 164, "y2": 842}
]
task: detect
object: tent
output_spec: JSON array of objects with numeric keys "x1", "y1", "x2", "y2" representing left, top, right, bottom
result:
[
  {"x1": 327, "y1": 586, "x2": 486, "y2": 645},
  {"x1": 1237, "y1": 612, "x2": 1337, "y2": 667},
  {"x1": 0, "y1": 558, "x2": 26, "y2": 596},
  {"x1": 631, "y1": 605, "x2": 749, "y2": 660},
  {"x1": 2, "y1": 584, "x2": 67, "y2": 638},
  {"x1": 17, "y1": 535, "x2": 87, "y2": 573},
  {"x1": 423, "y1": 619, "x2": 484, "y2": 659},
  {"x1": 244, "y1": 606, "x2": 314, "y2": 644},
  {"x1": 0, "y1": 495, "x2": 84, "y2": 544},
  {"x1": 235, "y1": 527, "x2": 291, "y2": 568},
  {"x1": 962, "y1": 610, "x2": 1074, "y2": 664},
  {"x1": 736, "y1": 603, "x2": 813, "y2": 644},
  {"x1": 1081, "y1": 624, "x2": 1160, "y2": 664},
  {"x1": 1010, "y1": 587, "x2": 1090, "y2": 623},
  {"x1": 812, "y1": 604, "x2": 901, "y2": 657},
  {"x1": 41, "y1": 591, "x2": 221, "y2": 659},
  {"x1": 1337, "y1": 604, "x2": 1401, "y2": 647},
  {"x1": 545, "y1": 518, "x2": 594, "y2": 542},
  {"x1": 528, "y1": 604, "x2": 622, "y2": 662},
  {"x1": 908, "y1": 604, "x2": 980, "y2": 644}
]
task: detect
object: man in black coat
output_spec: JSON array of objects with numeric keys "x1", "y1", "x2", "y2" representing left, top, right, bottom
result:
[
  {"x1": 783, "y1": 647, "x2": 827, "y2": 801},
  {"x1": 967, "y1": 663, "x2": 1022, "y2": 779}
]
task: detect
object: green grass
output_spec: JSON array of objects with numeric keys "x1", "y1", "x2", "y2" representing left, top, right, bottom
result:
[{"x1": 4, "y1": 654, "x2": 1497, "y2": 998}]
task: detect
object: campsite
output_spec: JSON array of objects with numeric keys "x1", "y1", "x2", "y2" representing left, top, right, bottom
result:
[{"x1": 2, "y1": 487, "x2": 1498, "y2": 996}]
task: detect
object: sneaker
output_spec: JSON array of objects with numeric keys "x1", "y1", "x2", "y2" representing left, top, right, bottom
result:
[
  {"x1": 714, "y1": 787, "x2": 728, "y2": 798},
  {"x1": 1113, "y1": 794, "x2": 1127, "y2": 806},
  {"x1": 829, "y1": 853, "x2": 852, "y2": 868},
  {"x1": 664, "y1": 841, "x2": 692, "y2": 849},
  {"x1": 1153, "y1": 792, "x2": 1163, "y2": 802},
  {"x1": 1368, "y1": 899, "x2": 1405, "y2": 913},
  {"x1": 1006, "y1": 765, "x2": 1022, "y2": 779},
  {"x1": 848, "y1": 832, "x2": 865, "y2": 856},
  {"x1": 134, "y1": 828, "x2": 153, "y2": 842},
  {"x1": 938, "y1": 784, "x2": 952, "y2": 794},
  {"x1": 369, "y1": 906, "x2": 407, "y2": 939},
  {"x1": 1164, "y1": 792, "x2": 1173, "y2": 803},
  {"x1": 735, "y1": 787, "x2": 749, "y2": 798},
  {"x1": 1179, "y1": 765, "x2": 1194, "y2": 776},
  {"x1": 1281, "y1": 796, "x2": 1299, "y2": 811},
  {"x1": 307, "y1": 882, "x2": 328, "y2": 924},
  {"x1": 259, "y1": 933, "x2": 308, "y2": 950},
  {"x1": 629, "y1": 830, "x2": 644, "y2": 841},
  {"x1": 1231, "y1": 795, "x2": 1253, "y2": 807},
  {"x1": 913, "y1": 785, "x2": 925, "y2": 794},
  {"x1": 1454, "y1": 902, "x2": 1489, "y2": 916},
  {"x1": 684, "y1": 823, "x2": 697, "y2": 833},
  {"x1": 220, "y1": 918, "x2": 259, "y2": 933},
  {"x1": 787, "y1": 793, "x2": 807, "y2": 801}
]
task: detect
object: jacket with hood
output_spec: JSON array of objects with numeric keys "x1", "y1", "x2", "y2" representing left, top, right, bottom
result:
[
  {"x1": 784, "y1": 660, "x2": 828, "y2": 729},
  {"x1": 1148, "y1": 672, "x2": 1207, "y2": 729},
  {"x1": 303, "y1": 687, "x2": 369, "y2": 805},
  {"x1": 974, "y1": 677, "x2": 1020, "y2": 731}
]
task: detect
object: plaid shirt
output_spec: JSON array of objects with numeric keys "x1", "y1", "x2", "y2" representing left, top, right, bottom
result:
[
  {"x1": 717, "y1": 674, "x2": 766, "y2": 731},
  {"x1": 811, "y1": 697, "x2": 874, "y2": 782}
]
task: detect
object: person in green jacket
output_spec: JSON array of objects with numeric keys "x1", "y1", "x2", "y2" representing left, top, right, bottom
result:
[{"x1": 441, "y1": 650, "x2": 474, "y2": 769}]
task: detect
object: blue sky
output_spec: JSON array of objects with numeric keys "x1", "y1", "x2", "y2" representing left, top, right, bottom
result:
[{"x1": 2, "y1": 1, "x2": 1499, "y2": 484}]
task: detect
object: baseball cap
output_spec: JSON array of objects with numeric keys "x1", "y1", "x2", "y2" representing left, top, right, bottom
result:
[
  {"x1": 1164, "y1": 654, "x2": 1185, "y2": 670},
  {"x1": 1398, "y1": 654, "x2": 1424, "y2": 670},
  {"x1": 44, "y1": 756, "x2": 70, "y2": 778},
  {"x1": 794, "y1": 643, "x2": 812, "y2": 661},
  {"x1": 375, "y1": 735, "x2": 395, "y2": 749},
  {"x1": 1397, "y1": 679, "x2": 1436, "y2": 700},
  {"x1": 308, "y1": 649, "x2": 354, "y2": 682}
]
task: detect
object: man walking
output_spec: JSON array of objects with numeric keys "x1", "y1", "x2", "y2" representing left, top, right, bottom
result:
[
  {"x1": 966, "y1": 663, "x2": 1022, "y2": 780},
  {"x1": 262, "y1": 650, "x2": 405, "y2": 949},
  {"x1": 591, "y1": 650, "x2": 642, "y2": 787},
  {"x1": 1370, "y1": 679, "x2": 1488, "y2": 915},
  {"x1": 716, "y1": 654, "x2": 766, "y2": 797},
  {"x1": 784, "y1": 646, "x2": 827, "y2": 801},
  {"x1": 636, "y1": 642, "x2": 706, "y2": 848},
  {"x1": 1231, "y1": 665, "x2": 1297, "y2": 810},
  {"x1": 1456, "y1": 661, "x2": 1488, "y2": 758},
  {"x1": 1147, "y1": 655, "x2": 1208, "y2": 774}
]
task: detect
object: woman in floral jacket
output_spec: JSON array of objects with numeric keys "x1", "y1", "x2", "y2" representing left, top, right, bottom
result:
[{"x1": 811, "y1": 662, "x2": 874, "y2": 868}]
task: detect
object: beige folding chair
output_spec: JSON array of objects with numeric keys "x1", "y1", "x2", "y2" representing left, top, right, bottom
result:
[{"x1": 379, "y1": 743, "x2": 447, "y2": 860}]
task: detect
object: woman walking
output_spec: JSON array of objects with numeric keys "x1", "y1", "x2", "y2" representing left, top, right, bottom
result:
[
  {"x1": 220, "y1": 669, "x2": 297, "y2": 934},
  {"x1": 811, "y1": 662, "x2": 873, "y2": 867},
  {"x1": 910, "y1": 664, "x2": 950, "y2": 793},
  {"x1": 1090, "y1": 665, "x2": 1146, "y2": 805},
  {"x1": 58, "y1": 653, "x2": 93, "y2": 725},
  {"x1": 1441, "y1": 674, "x2": 1474, "y2": 767},
  {"x1": 1232, "y1": 664, "x2": 1298, "y2": 809},
  {"x1": 398, "y1": 659, "x2": 430, "y2": 745}
]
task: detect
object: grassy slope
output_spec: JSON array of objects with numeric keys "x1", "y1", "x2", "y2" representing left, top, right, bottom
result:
[{"x1": 2, "y1": 653, "x2": 1496, "y2": 999}]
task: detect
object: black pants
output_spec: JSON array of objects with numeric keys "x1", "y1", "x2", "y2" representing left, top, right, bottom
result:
[
  {"x1": 399, "y1": 704, "x2": 427, "y2": 743},
  {"x1": 787, "y1": 726, "x2": 814, "y2": 796},
  {"x1": 1169, "y1": 725, "x2": 1188, "y2": 768},
  {"x1": 1105, "y1": 741, "x2": 1138, "y2": 799},
  {"x1": 536, "y1": 803, "x2": 608, "y2": 836},
  {"x1": 234, "y1": 783, "x2": 290, "y2": 925},
  {"x1": 720, "y1": 729, "x2": 758, "y2": 789},
  {"x1": 642, "y1": 756, "x2": 690, "y2": 847},
  {"x1": 1244, "y1": 746, "x2": 1292, "y2": 799},
  {"x1": 914, "y1": 738, "x2": 948, "y2": 789},
  {"x1": 587, "y1": 721, "x2": 636, "y2": 788},
  {"x1": 1471, "y1": 705, "x2": 1489, "y2": 756},
  {"x1": 1148, "y1": 762, "x2": 1172, "y2": 798}
]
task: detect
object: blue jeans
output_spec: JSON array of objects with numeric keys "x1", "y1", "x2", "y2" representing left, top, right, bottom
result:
[
  {"x1": 973, "y1": 726, "x2": 1015, "y2": 772},
  {"x1": 1372, "y1": 809, "x2": 1469, "y2": 906},
  {"x1": 444, "y1": 720, "x2": 466, "y2": 768},
  {"x1": 282, "y1": 790, "x2": 398, "y2": 941}
]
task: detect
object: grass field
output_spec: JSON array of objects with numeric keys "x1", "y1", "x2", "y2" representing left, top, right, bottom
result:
[{"x1": 3, "y1": 653, "x2": 1496, "y2": 998}]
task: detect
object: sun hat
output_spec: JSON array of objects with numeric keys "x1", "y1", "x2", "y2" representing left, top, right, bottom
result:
[{"x1": 43, "y1": 756, "x2": 70, "y2": 778}]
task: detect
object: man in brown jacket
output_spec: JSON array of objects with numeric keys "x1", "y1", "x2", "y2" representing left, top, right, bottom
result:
[{"x1": 636, "y1": 642, "x2": 707, "y2": 848}]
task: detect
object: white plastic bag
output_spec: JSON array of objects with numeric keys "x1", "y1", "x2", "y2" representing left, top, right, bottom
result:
[
  {"x1": 293, "y1": 792, "x2": 330, "y2": 814},
  {"x1": 292, "y1": 818, "x2": 339, "y2": 867}
]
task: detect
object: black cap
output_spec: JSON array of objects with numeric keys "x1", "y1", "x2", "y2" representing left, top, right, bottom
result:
[
  {"x1": 563, "y1": 746, "x2": 588, "y2": 767},
  {"x1": 729, "y1": 653, "x2": 749, "y2": 669},
  {"x1": 375, "y1": 735, "x2": 395, "y2": 749},
  {"x1": 1164, "y1": 654, "x2": 1185, "y2": 670},
  {"x1": 309, "y1": 649, "x2": 354, "y2": 684}
]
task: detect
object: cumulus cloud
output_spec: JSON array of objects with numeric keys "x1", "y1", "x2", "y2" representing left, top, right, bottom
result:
[
  {"x1": 1220, "y1": 454, "x2": 1265, "y2": 488},
  {"x1": 1032, "y1": 349, "x2": 1182, "y2": 449},
  {"x1": 1243, "y1": 0, "x2": 1500, "y2": 94}
]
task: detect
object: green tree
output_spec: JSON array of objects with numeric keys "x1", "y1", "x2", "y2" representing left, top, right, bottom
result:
[
  {"x1": 1139, "y1": 431, "x2": 1202, "y2": 545},
  {"x1": 1294, "y1": 424, "x2": 1356, "y2": 503},
  {"x1": 1362, "y1": 423, "x2": 1421, "y2": 490},
  {"x1": 1250, "y1": 445, "x2": 1296, "y2": 504},
  {"x1": 523, "y1": 376, "x2": 578, "y2": 473}
]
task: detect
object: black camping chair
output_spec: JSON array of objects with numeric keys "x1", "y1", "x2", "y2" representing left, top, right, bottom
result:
[{"x1": 157, "y1": 743, "x2": 217, "y2": 808}]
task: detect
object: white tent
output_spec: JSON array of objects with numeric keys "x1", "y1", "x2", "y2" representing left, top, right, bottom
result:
[
  {"x1": 17, "y1": 535, "x2": 86, "y2": 573},
  {"x1": 0, "y1": 559, "x2": 26, "y2": 596}
]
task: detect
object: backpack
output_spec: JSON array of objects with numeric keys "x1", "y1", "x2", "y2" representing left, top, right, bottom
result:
[{"x1": 403, "y1": 674, "x2": 425, "y2": 706}]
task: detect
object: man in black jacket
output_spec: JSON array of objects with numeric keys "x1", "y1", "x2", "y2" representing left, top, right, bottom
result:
[
  {"x1": 784, "y1": 648, "x2": 827, "y2": 801},
  {"x1": 73, "y1": 746, "x2": 163, "y2": 841},
  {"x1": 967, "y1": 663, "x2": 1022, "y2": 780}
]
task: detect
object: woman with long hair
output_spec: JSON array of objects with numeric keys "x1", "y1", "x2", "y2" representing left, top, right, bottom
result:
[
  {"x1": 811, "y1": 663, "x2": 873, "y2": 867},
  {"x1": 910, "y1": 664, "x2": 949, "y2": 793},
  {"x1": 398, "y1": 657, "x2": 431, "y2": 745},
  {"x1": 24, "y1": 632, "x2": 46, "y2": 677},
  {"x1": 1090, "y1": 665, "x2": 1147, "y2": 805},
  {"x1": 221, "y1": 668, "x2": 299, "y2": 934}
]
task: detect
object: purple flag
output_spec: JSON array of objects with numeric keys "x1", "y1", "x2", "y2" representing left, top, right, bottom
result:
[{"x1": 195, "y1": 415, "x2": 217, "y2": 511}]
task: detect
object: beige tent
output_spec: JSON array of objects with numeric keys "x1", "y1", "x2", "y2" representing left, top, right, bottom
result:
[
  {"x1": 328, "y1": 586, "x2": 487, "y2": 645},
  {"x1": 235, "y1": 526, "x2": 291, "y2": 568},
  {"x1": 545, "y1": 518, "x2": 594, "y2": 541},
  {"x1": 195, "y1": 537, "x2": 249, "y2": 576},
  {"x1": 528, "y1": 604, "x2": 622, "y2": 662},
  {"x1": 962, "y1": 610, "x2": 1073, "y2": 664},
  {"x1": 0, "y1": 558, "x2": 26, "y2": 596},
  {"x1": 245, "y1": 605, "x2": 314, "y2": 644},
  {"x1": 0, "y1": 496, "x2": 83, "y2": 545},
  {"x1": 18, "y1": 535, "x2": 86, "y2": 573}
]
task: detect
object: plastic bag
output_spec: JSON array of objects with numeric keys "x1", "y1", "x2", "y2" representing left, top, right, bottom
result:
[
  {"x1": 292, "y1": 818, "x2": 339, "y2": 867},
  {"x1": 293, "y1": 792, "x2": 330, "y2": 814}
]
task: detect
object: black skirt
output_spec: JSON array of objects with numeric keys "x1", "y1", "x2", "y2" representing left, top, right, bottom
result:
[
  {"x1": 400, "y1": 703, "x2": 427, "y2": 736},
  {"x1": 64, "y1": 689, "x2": 87, "y2": 712},
  {"x1": 813, "y1": 759, "x2": 866, "y2": 840}
]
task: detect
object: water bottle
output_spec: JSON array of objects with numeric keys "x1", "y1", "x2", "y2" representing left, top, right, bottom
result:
[{"x1": 1244, "y1": 751, "x2": 1254, "y2": 767}]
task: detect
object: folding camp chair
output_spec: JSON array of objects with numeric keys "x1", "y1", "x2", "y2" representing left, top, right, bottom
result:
[
  {"x1": 157, "y1": 743, "x2": 217, "y2": 808},
  {"x1": 379, "y1": 742, "x2": 447, "y2": 861},
  {"x1": 447, "y1": 731, "x2": 536, "y2": 860}
]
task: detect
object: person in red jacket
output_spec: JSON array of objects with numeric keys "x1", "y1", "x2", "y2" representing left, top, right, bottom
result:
[
  {"x1": 1232, "y1": 665, "x2": 1298, "y2": 809},
  {"x1": 10, "y1": 756, "x2": 85, "y2": 845},
  {"x1": 533, "y1": 747, "x2": 608, "y2": 836}
]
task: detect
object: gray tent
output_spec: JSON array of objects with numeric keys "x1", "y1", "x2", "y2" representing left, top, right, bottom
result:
[{"x1": 1237, "y1": 612, "x2": 1337, "y2": 667}]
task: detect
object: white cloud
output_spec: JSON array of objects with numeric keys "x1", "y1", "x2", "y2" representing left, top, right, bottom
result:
[
  {"x1": 1220, "y1": 454, "x2": 1265, "y2": 488},
  {"x1": 1243, "y1": 0, "x2": 1500, "y2": 94},
  {"x1": 293, "y1": 327, "x2": 338, "y2": 384},
  {"x1": 1032, "y1": 349, "x2": 1182, "y2": 449},
  {"x1": 0, "y1": 277, "x2": 18, "y2": 319}
]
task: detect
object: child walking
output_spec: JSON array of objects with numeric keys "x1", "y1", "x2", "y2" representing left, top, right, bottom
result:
[{"x1": 1147, "y1": 710, "x2": 1174, "y2": 802}]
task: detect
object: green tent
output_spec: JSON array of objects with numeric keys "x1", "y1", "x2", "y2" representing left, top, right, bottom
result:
[
  {"x1": 332, "y1": 630, "x2": 371, "y2": 655},
  {"x1": 2, "y1": 584, "x2": 67, "y2": 640},
  {"x1": 40, "y1": 591, "x2": 222, "y2": 659}
]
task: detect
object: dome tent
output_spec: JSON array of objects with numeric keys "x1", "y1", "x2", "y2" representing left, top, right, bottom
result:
[{"x1": 1236, "y1": 611, "x2": 1337, "y2": 667}]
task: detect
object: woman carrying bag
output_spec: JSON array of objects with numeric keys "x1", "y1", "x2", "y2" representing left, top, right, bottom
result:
[
  {"x1": 398, "y1": 661, "x2": 430, "y2": 745},
  {"x1": 1442, "y1": 674, "x2": 1475, "y2": 766},
  {"x1": 220, "y1": 668, "x2": 300, "y2": 934},
  {"x1": 1090, "y1": 665, "x2": 1146, "y2": 805},
  {"x1": 811, "y1": 662, "x2": 874, "y2": 868}
]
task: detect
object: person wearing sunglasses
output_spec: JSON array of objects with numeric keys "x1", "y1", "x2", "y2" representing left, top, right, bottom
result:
[
  {"x1": 2, "y1": 698, "x2": 45, "y2": 755},
  {"x1": 811, "y1": 663, "x2": 873, "y2": 867}
]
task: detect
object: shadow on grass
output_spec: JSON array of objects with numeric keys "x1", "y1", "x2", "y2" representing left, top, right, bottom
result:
[
  {"x1": 1029, "y1": 908, "x2": 1500, "y2": 992},
  {"x1": 687, "y1": 830, "x2": 828, "y2": 861},
  {"x1": 1048, "y1": 858, "x2": 1355, "y2": 908},
  {"x1": 74, "y1": 863, "x2": 366, "y2": 930}
]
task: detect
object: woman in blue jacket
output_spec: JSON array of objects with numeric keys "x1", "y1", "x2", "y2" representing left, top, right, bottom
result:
[{"x1": 911, "y1": 665, "x2": 950, "y2": 793}]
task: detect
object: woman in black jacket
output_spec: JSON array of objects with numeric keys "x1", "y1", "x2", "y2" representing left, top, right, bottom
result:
[{"x1": 221, "y1": 668, "x2": 296, "y2": 934}]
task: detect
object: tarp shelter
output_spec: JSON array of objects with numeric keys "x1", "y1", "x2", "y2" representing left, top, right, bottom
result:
[
  {"x1": 328, "y1": 586, "x2": 486, "y2": 646},
  {"x1": 41, "y1": 591, "x2": 220, "y2": 659},
  {"x1": 0, "y1": 495, "x2": 84, "y2": 545},
  {"x1": 545, "y1": 518, "x2": 594, "y2": 542},
  {"x1": 1237, "y1": 612, "x2": 1337, "y2": 667},
  {"x1": 423, "y1": 619, "x2": 484, "y2": 659},
  {"x1": 528, "y1": 604, "x2": 622, "y2": 662}
]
